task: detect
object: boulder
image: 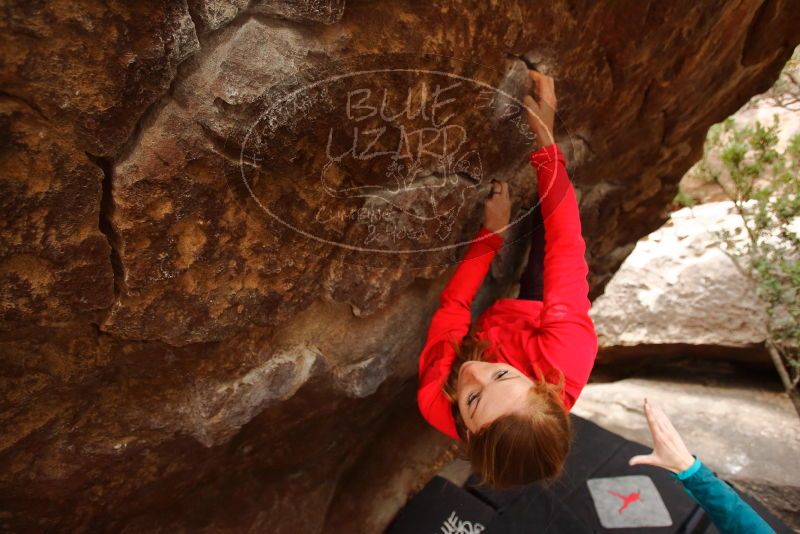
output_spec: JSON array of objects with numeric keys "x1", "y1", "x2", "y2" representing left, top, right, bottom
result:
[
  {"x1": 589, "y1": 201, "x2": 772, "y2": 366},
  {"x1": 2, "y1": 0, "x2": 800, "y2": 531}
]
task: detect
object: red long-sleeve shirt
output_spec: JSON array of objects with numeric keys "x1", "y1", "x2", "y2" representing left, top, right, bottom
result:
[{"x1": 417, "y1": 142, "x2": 598, "y2": 441}]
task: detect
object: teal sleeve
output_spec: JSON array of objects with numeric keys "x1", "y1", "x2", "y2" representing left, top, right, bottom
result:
[{"x1": 671, "y1": 457, "x2": 775, "y2": 534}]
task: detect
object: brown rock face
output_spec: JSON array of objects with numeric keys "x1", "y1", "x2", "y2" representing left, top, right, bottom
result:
[{"x1": 2, "y1": 0, "x2": 799, "y2": 532}]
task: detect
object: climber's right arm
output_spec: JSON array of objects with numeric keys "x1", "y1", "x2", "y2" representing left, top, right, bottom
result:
[{"x1": 416, "y1": 225, "x2": 504, "y2": 441}]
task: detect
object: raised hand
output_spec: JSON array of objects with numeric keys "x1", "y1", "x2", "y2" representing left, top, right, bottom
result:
[
  {"x1": 628, "y1": 398, "x2": 696, "y2": 474},
  {"x1": 483, "y1": 179, "x2": 511, "y2": 238},
  {"x1": 522, "y1": 70, "x2": 557, "y2": 150}
]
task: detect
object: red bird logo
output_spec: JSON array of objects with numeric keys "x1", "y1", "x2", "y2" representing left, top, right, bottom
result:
[{"x1": 608, "y1": 489, "x2": 641, "y2": 514}]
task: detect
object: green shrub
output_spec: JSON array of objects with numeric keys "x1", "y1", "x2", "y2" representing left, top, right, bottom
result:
[
  {"x1": 696, "y1": 113, "x2": 799, "y2": 396},
  {"x1": 672, "y1": 190, "x2": 697, "y2": 208}
]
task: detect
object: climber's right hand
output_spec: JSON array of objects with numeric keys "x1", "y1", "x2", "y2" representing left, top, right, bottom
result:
[{"x1": 523, "y1": 70, "x2": 557, "y2": 150}]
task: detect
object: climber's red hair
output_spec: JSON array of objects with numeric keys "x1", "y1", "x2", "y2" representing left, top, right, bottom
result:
[{"x1": 442, "y1": 323, "x2": 572, "y2": 488}]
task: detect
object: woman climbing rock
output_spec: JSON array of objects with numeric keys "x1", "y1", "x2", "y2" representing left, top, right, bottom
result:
[{"x1": 417, "y1": 69, "x2": 598, "y2": 488}]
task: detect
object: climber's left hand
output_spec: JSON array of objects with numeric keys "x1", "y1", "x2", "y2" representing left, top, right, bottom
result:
[{"x1": 484, "y1": 179, "x2": 511, "y2": 238}]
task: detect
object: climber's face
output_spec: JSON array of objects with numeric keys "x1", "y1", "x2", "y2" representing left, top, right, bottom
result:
[{"x1": 456, "y1": 361, "x2": 534, "y2": 434}]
